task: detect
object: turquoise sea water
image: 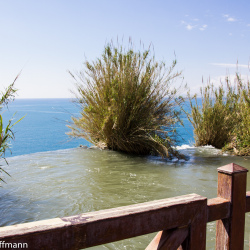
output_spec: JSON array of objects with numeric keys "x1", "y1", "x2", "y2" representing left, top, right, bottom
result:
[{"x1": 2, "y1": 98, "x2": 92, "y2": 157}]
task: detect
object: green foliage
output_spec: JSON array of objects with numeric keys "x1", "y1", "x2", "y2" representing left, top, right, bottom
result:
[
  {"x1": 186, "y1": 81, "x2": 235, "y2": 148},
  {"x1": 68, "y1": 41, "x2": 186, "y2": 160},
  {"x1": 187, "y1": 73, "x2": 250, "y2": 156},
  {"x1": 0, "y1": 75, "x2": 23, "y2": 183},
  {"x1": 223, "y1": 75, "x2": 250, "y2": 155}
]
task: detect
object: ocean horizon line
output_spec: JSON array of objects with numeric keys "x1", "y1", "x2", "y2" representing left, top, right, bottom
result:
[{"x1": 15, "y1": 97, "x2": 76, "y2": 100}]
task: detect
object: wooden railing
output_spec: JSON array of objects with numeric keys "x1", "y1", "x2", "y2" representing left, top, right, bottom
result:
[{"x1": 0, "y1": 163, "x2": 249, "y2": 249}]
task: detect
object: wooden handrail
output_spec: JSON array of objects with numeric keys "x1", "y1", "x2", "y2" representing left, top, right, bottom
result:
[
  {"x1": 1, "y1": 194, "x2": 207, "y2": 250},
  {"x1": 207, "y1": 197, "x2": 230, "y2": 222}
]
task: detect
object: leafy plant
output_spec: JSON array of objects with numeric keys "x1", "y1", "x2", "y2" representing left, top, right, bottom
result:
[
  {"x1": 68, "y1": 41, "x2": 186, "y2": 160},
  {"x1": 0, "y1": 75, "x2": 23, "y2": 183}
]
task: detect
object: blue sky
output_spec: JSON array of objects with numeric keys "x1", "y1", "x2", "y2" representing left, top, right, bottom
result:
[{"x1": 0, "y1": 0, "x2": 250, "y2": 98}]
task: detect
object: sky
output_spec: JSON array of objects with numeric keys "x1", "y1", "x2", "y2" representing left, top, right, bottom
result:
[{"x1": 0, "y1": 0, "x2": 250, "y2": 98}]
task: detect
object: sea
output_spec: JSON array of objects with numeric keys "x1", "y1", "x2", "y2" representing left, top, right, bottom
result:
[
  {"x1": 1, "y1": 98, "x2": 250, "y2": 249},
  {"x1": 1, "y1": 98, "x2": 91, "y2": 157}
]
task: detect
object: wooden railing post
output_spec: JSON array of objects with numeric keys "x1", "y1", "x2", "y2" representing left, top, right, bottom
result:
[
  {"x1": 178, "y1": 198, "x2": 207, "y2": 250},
  {"x1": 146, "y1": 196, "x2": 207, "y2": 250},
  {"x1": 216, "y1": 163, "x2": 248, "y2": 250}
]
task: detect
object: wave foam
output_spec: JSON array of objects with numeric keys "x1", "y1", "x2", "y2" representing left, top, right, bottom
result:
[
  {"x1": 201, "y1": 145, "x2": 216, "y2": 149},
  {"x1": 176, "y1": 144, "x2": 195, "y2": 150}
]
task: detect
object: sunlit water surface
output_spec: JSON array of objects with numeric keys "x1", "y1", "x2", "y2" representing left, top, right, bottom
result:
[{"x1": 1, "y1": 146, "x2": 250, "y2": 249}]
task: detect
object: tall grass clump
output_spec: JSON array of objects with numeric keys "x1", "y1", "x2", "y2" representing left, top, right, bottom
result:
[
  {"x1": 187, "y1": 73, "x2": 250, "y2": 155},
  {"x1": 186, "y1": 81, "x2": 236, "y2": 148},
  {"x1": 223, "y1": 75, "x2": 250, "y2": 155},
  {"x1": 68, "y1": 41, "x2": 186, "y2": 160}
]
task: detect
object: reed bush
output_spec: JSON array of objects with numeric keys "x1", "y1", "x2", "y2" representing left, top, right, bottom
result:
[
  {"x1": 187, "y1": 73, "x2": 250, "y2": 156},
  {"x1": 68, "y1": 42, "x2": 186, "y2": 160},
  {"x1": 223, "y1": 75, "x2": 250, "y2": 155},
  {"x1": 186, "y1": 81, "x2": 236, "y2": 148}
]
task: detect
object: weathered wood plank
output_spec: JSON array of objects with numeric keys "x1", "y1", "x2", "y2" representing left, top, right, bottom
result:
[
  {"x1": 146, "y1": 196, "x2": 230, "y2": 250},
  {"x1": 246, "y1": 191, "x2": 250, "y2": 213},
  {"x1": 145, "y1": 226, "x2": 188, "y2": 250},
  {"x1": 0, "y1": 193, "x2": 206, "y2": 250},
  {"x1": 181, "y1": 197, "x2": 207, "y2": 250},
  {"x1": 216, "y1": 163, "x2": 248, "y2": 250},
  {"x1": 207, "y1": 197, "x2": 230, "y2": 222}
]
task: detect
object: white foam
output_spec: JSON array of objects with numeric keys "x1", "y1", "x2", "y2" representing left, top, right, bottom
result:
[
  {"x1": 201, "y1": 145, "x2": 216, "y2": 149},
  {"x1": 176, "y1": 144, "x2": 195, "y2": 150},
  {"x1": 40, "y1": 166, "x2": 50, "y2": 169}
]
